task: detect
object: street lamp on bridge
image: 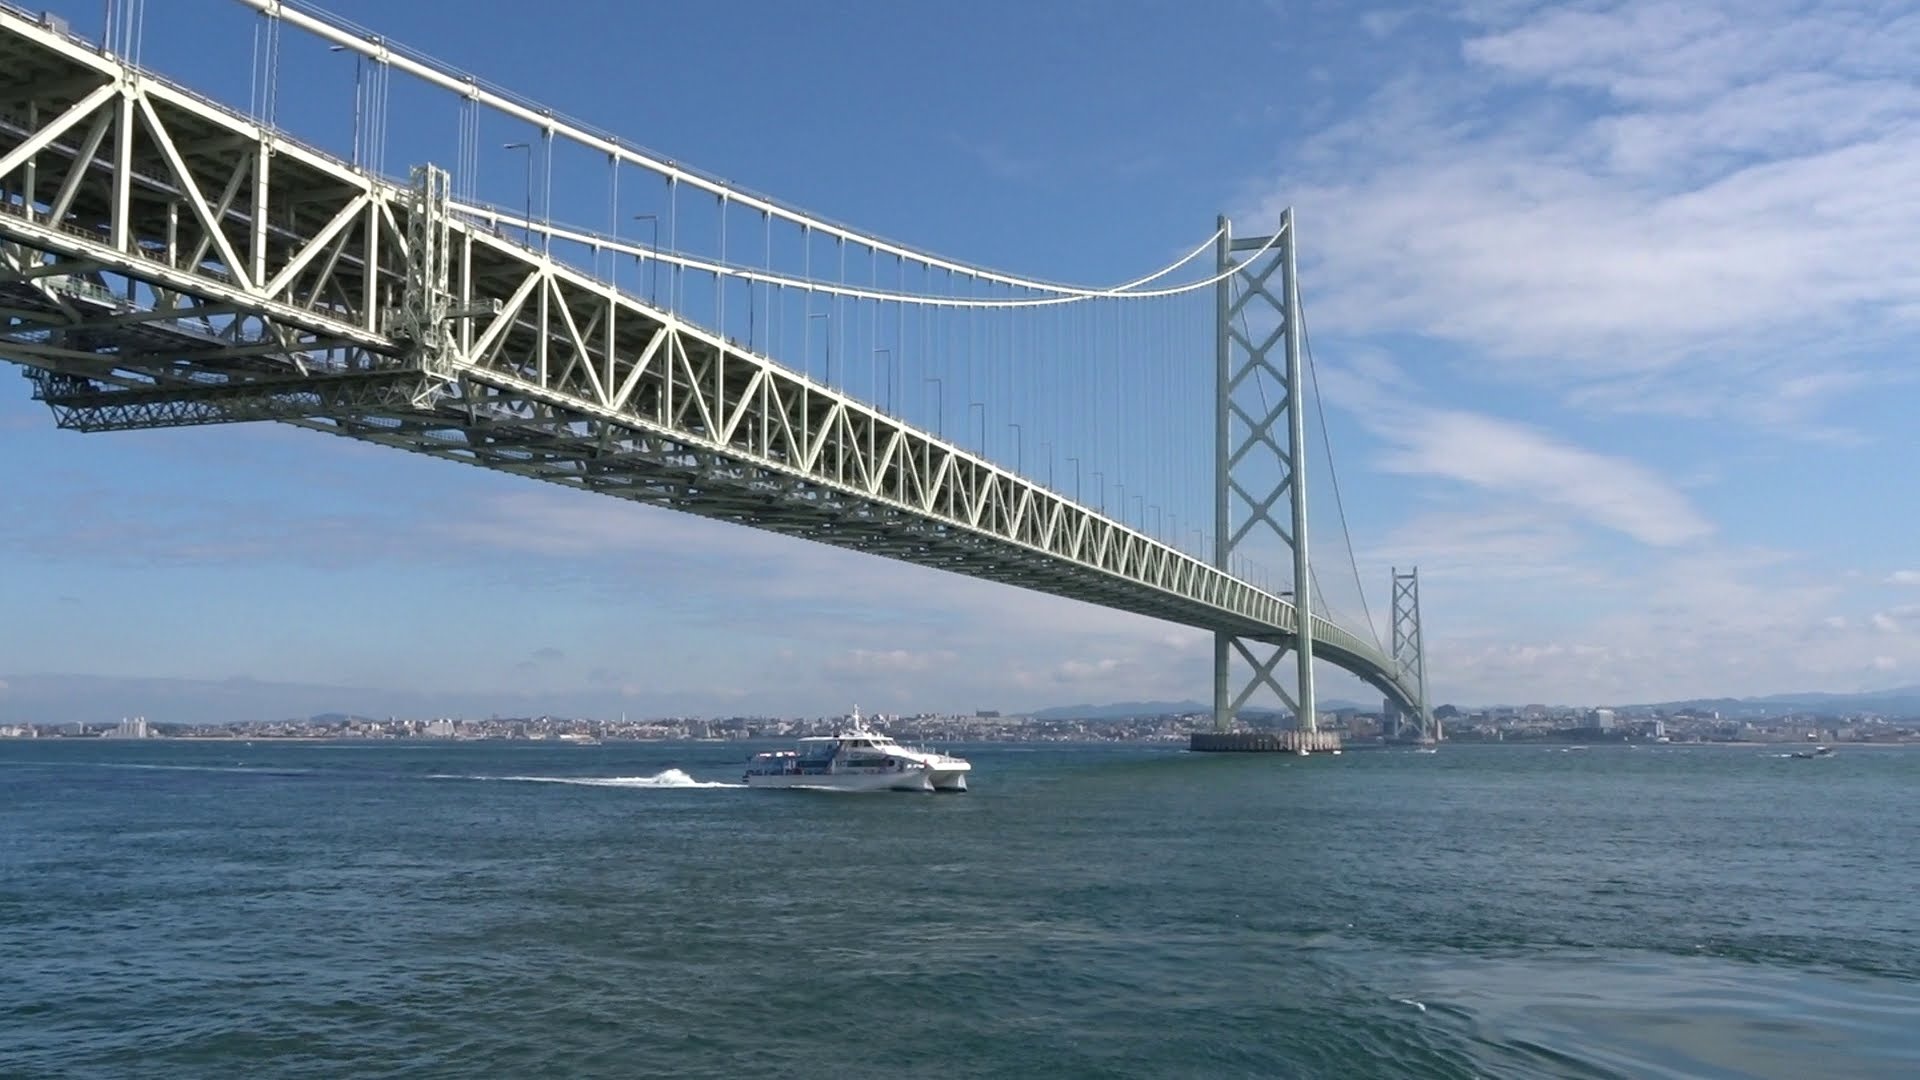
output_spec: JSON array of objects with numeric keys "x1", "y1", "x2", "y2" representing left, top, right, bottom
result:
[
  {"x1": 502, "y1": 142, "x2": 532, "y2": 244},
  {"x1": 328, "y1": 45, "x2": 362, "y2": 169},
  {"x1": 968, "y1": 402, "x2": 985, "y2": 454},
  {"x1": 1007, "y1": 422, "x2": 1023, "y2": 475},
  {"x1": 874, "y1": 348, "x2": 893, "y2": 415},
  {"x1": 1066, "y1": 456, "x2": 1082, "y2": 504},
  {"x1": 806, "y1": 312, "x2": 832, "y2": 385},
  {"x1": 924, "y1": 376, "x2": 943, "y2": 438},
  {"x1": 630, "y1": 213, "x2": 659, "y2": 305}
]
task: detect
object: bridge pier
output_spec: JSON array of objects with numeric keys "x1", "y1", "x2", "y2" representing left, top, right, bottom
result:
[{"x1": 1189, "y1": 729, "x2": 1341, "y2": 753}]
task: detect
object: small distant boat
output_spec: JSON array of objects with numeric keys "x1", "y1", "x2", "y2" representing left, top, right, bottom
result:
[
  {"x1": 743, "y1": 708, "x2": 971, "y2": 792},
  {"x1": 1790, "y1": 745, "x2": 1834, "y2": 759}
]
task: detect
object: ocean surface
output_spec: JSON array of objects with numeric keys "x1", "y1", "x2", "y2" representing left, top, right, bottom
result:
[{"x1": 1, "y1": 739, "x2": 1916, "y2": 1079}]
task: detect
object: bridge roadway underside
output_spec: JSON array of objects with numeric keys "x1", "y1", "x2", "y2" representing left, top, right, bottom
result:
[{"x1": 0, "y1": 6, "x2": 1420, "y2": 713}]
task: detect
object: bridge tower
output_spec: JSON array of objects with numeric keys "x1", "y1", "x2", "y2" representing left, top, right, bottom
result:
[
  {"x1": 1391, "y1": 567, "x2": 1434, "y2": 740},
  {"x1": 1211, "y1": 209, "x2": 1323, "y2": 743}
]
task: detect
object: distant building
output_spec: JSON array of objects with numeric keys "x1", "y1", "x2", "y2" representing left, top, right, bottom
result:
[
  {"x1": 1594, "y1": 708, "x2": 1616, "y2": 732},
  {"x1": 101, "y1": 716, "x2": 151, "y2": 739}
]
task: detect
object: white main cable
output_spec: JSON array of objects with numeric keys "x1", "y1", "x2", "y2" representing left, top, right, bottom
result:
[
  {"x1": 454, "y1": 200, "x2": 1283, "y2": 308},
  {"x1": 235, "y1": 0, "x2": 1230, "y2": 298}
]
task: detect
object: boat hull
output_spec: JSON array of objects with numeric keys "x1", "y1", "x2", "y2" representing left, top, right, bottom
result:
[
  {"x1": 929, "y1": 768, "x2": 969, "y2": 792},
  {"x1": 744, "y1": 769, "x2": 933, "y2": 793}
]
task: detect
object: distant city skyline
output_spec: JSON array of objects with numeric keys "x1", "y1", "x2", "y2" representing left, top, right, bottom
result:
[
  {"x1": 4, "y1": 668, "x2": 1919, "y2": 731},
  {"x1": 5, "y1": 0, "x2": 1918, "y2": 718}
]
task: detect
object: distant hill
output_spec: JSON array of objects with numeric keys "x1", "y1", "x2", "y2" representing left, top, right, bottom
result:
[
  {"x1": 1030, "y1": 700, "x2": 1208, "y2": 721},
  {"x1": 1030, "y1": 698, "x2": 1366, "y2": 722},
  {"x1": 0, "y1": 672, "x2": 714, "y2": 727},
  {"x1": 307, "y1": 712, "x2": 379, "y2": 725},
  {"x1": 1631, "y1": 685, "x2": 1920, "y2": 718}
]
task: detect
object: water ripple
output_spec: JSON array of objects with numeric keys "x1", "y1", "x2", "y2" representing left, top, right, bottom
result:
[{"x1": 1, "y1": 741, "x2": 1915, "y2": 1078}]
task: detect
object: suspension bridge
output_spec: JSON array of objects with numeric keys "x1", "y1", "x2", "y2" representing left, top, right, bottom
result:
[{"x1": 0, "y1": 0, "x2": 1433, "y2": 745}]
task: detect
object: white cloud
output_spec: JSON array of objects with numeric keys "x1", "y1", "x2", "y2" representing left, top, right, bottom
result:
[
  {"x1": 1412, "y1": 539, "x2": 1920, "y2": 704},
  {"x1": 1360, "y1": 8, "x2": 1415, "y2": 39},
  {"x1": 1235, "y1": 1, "x2": 1920, "y2": 704},
  {"x1": 1261, "y1": 0, "x2": 1919, "y2": 430},
  {"x1": 1380, "y1": 409, "x2": 1712, "y2": 546},
  {"x1": 1325, "y1": 355, "x2": 1713, "y2": 547},
  {"x1": 826, "y1": 649, "x2": 955, "y2": 676},
  {"x1": 1054, "y1": 657, "x2": 1125, "y2": 681}
]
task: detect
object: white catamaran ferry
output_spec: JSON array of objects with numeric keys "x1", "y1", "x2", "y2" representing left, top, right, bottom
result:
[{"x1": 743, "y1": 709, "x2": 971, "y2": 792}]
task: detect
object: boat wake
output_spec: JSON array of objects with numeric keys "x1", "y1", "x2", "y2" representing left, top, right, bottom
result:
[
  {"x1": 12, "y1": 761, "x2": 318, "y2": 776},
  {"x1": 434, "y1": 768, "x2": 743, "y2": 789}
]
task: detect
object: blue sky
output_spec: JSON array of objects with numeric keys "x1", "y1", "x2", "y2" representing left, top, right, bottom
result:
[{"x1": 4, "y1": 0, "x2": 1918, "y2": 724}]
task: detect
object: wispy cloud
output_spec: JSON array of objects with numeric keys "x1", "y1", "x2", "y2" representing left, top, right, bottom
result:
[
  {"x1": 1227, "y1": 0, "x2": 1920, "y2": 703},
  {"x1": 825, "y1": 649, "x2": 955, "y2": 676},
  {"x1": 1259, "y1": 0, "x2": 1919, "y2": 432},
  {"x1": 1359, "y1": 8, "x2": 1415, "y2": 39},
  {"x1": 514, "y1": 646, "x2": 568, "y2": 672},
  {"x1": 1324, "y1": 354, "x2": 1713, "y2": 547},
  {"x1": 1381, "y1": 408, "x2": 1712, "y2": 546},
  {"x1": 1415, "y1": 537, "x2": 1920, "y2": 704},
  {"x1": 948, "y1": 133, "x2": 1044, "y2": 182}
]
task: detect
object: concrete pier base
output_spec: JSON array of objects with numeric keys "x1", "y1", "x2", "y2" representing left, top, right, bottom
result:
[{"x1": 1189, "y1": 730, "x2": 1342, "y2": 753}]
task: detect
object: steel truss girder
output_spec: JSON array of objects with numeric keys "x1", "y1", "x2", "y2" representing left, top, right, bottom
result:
[
  {"x1": 26, "y1": 366, "x2": 427, "y2": 431},
  {"x1": 0, "y1": 7, "x2": 1417, "y2": 704}
]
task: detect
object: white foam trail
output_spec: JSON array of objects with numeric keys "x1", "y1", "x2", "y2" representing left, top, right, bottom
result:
[
  {"x1": 41, "y1": 762, "x2": 314, "y2": 775},
  {"x1": 435, "y1": 768, "x2": 743, "y2": 789},
  {"x1": 1394, "y1": 997, "x2": 1428, "y2": 1012}
]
